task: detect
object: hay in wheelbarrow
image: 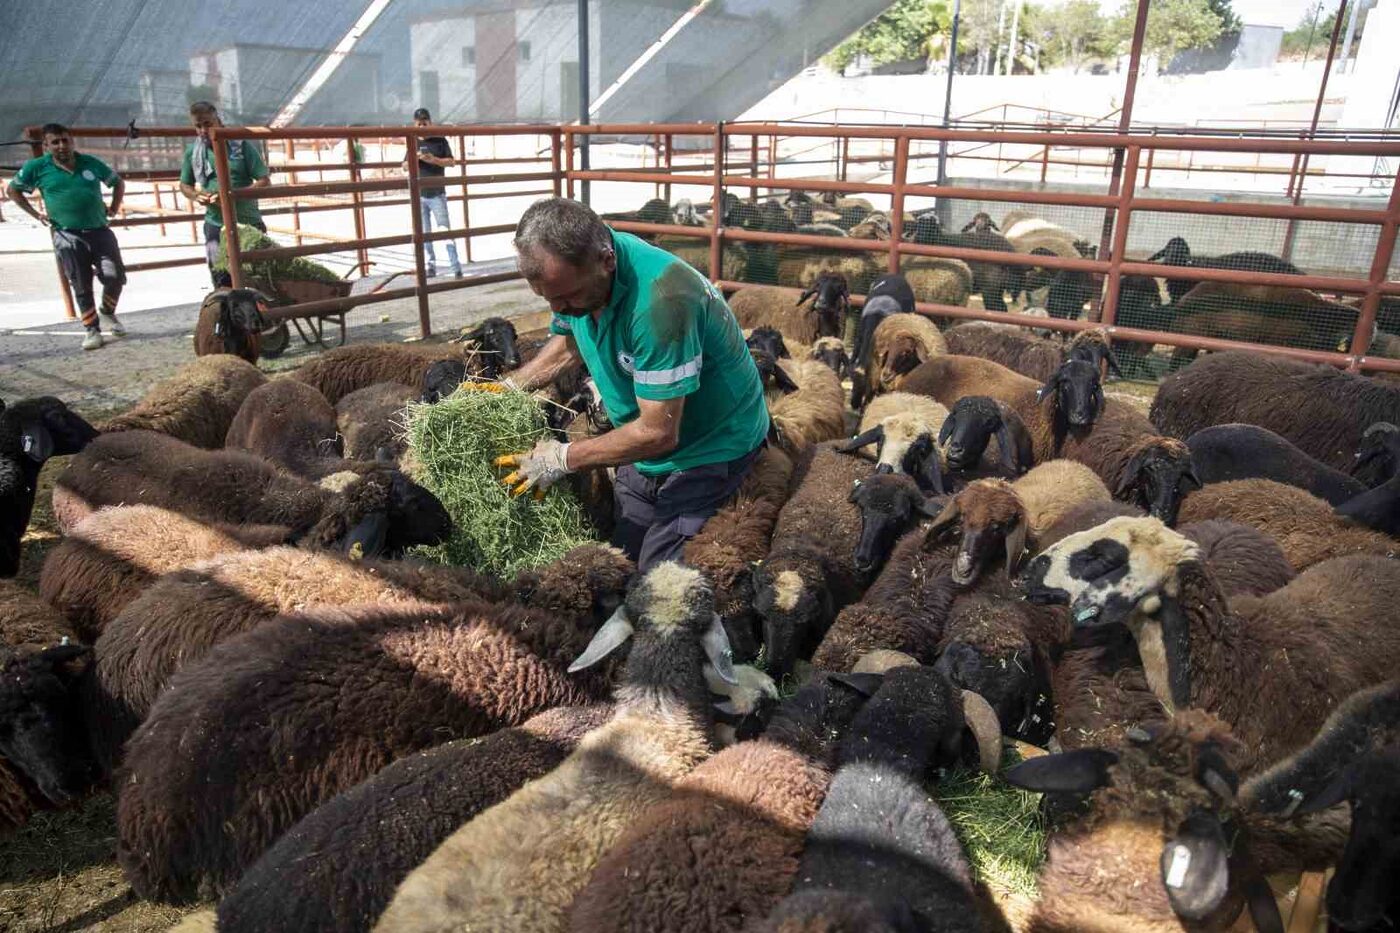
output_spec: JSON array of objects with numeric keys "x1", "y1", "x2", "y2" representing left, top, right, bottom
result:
[
  {"x1": 404, "y1": 388, "x2": 596, "y2": 578},
  {"x1": 213, "y1": 224, "x2": 343, "y2": 289}
]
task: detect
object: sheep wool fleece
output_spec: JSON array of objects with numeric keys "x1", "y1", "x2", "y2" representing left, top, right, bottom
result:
[{"x1": 548, "y1": 229, "x2": 768, "y2": 475}]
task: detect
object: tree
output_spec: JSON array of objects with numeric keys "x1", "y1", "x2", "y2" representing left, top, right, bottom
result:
[
  {"x1": 1207, "y1": 0, "x2": 1242, "y2": 36},
  {"x1": 824, "y1": 0, "x2": 951, "y2": 73},
  {"x1": 1028, "y1": 0, "x2": 1111, "y2": 73},
  {"x1": 1115, "y1": 0, "x2": 1224, "y2": 71}
]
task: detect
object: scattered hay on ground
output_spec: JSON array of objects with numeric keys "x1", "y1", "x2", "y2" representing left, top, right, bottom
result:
[{"x1": 934, "y1": 750, "x2": 1046, "y2": 903}]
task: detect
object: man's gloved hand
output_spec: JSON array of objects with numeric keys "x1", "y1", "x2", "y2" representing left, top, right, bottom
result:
[{"x1": 494, "y1": 438, "x2": 572, "y2": 499}]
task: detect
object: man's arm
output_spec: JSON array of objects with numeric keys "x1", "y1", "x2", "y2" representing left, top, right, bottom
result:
[
  {"x1": 508, "y1": 333, "x2": 581, "y2": 391},
  {"x1": 566, "y1": 395, "x2": 683, "y2": 470},
  {"x1": 107, "y1": 176, "x2": 125, "y2": 217},
  {"x1": 6, "y1": 182, "x2": 48, "y2": 225}
]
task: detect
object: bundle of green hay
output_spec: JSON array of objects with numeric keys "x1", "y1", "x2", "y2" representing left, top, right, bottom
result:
[
  {"x1": 934, "y1": 752, "x2": 1046, "y2": 904},
  {"x1": 404, "y1": 388, "x2": 596, "y2": 578},
  {"x1": 213, "y1": 224, "x2": 343, "y2": 288}
]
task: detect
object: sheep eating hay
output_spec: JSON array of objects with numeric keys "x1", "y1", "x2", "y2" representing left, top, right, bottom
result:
[{"x1": 404, "y1": 387, "x2": 595, "y2": 577}]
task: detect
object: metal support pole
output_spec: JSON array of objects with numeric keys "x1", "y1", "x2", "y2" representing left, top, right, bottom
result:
[
  {"x1": 936, "y1": 0, "x2": 962, "y2": 211},
  {"x1": 405, "y1": 130, "x2": 432, "y2": 338},
  {"x1": 460, "y1": 133, "x2": 474, "y2": 264},
  {"x1": 709, "y1": 122, "x2": 724, "y2": 282},
  {"x1": 1346, "y1": 166, "x2": 1400, "y2": 370},
  {"x1": 664, "y1": 133, "x2": 674, "y2": 202},
  {"x1": 212, "y1": 130, "x2": 244, "y2": 289},
  {"x1": 347, "y1": 136, "x2": 369, "y2": 273},
  {"x1": 1100, "y1": 145, "x2": 1140, "y2": 329},
  {"x1": 1095, "y1": 0, "x2": 1149, "y2": 276},
  {"x1": 565, "y1": 130, "x2": 576, "y2": 199},
  {"x1": 888, "y1": 135, "x2": 910, "y2": 275},
  {"x1": 577, "y1": 0, "x2": 591, "y2": 205},
  {"x1": 1282, "y1": 0, "x2": 1347, "y2": 262},
  {"x1": 749, "y1": 135, "x2": 759, "y2": 201},
  {"x1": 551, "y1": 129, "x2": 563, "y2": 197},
  {"x1": 1340, "y1": 0, "x2": 1362, "y2": 72}
]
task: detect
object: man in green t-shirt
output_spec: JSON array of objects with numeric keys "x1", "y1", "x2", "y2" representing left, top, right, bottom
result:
[
  {"x1": 495, "y1": 197, "x2": 769, "y2": 571},
  {"x1": 7, "y1": 123, "x2": 128, "y2": 351},
  {"x1": 179, "y1": 101, "x2": 270, "y2": 283}
]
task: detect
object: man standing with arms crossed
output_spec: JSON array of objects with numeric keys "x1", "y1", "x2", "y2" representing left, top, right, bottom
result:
[
  {"x1": 490, "y1": 197, "x2": 769, "y2": 572},
  {"x1": 7, "y1": 123, "x2": 127, "y2": 351}
]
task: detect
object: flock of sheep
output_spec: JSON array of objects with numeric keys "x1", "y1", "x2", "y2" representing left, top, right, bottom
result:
[
  {"x1": 1, "y1": 248, "x2": 1398, "y2": 932},
  {"x1": 607, "y1": 193, "x2": 1400, "y2": 376}
]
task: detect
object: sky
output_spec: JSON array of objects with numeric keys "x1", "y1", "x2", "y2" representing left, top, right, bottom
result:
[{"x1": 1084, "y1": 0, "x2": 1338, "y2": 28}]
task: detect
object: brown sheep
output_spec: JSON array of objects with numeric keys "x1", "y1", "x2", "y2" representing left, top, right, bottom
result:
[
  {"x1": 224, "y1": 378, "x2": 348, "y2": 478},
  {"x1": 775, "y1": 252, "x2": 880, "y2": 297},
  {"x1": 39, "y1": 505, "x2": 290, "y2": 642},
  {"x1": 862, "y1": 313, "x2": 947, "y2": 402},
  {"x1": 101, "y1": 356, "x2": 267, "y2": 449},
  {"x1": 730, "y1": 280, "x2": 844, "y2": 348},
  {"x1": 943, "y1": 321, "x2": 1065, "y2": 383},
  {"x1": 193, "y1": 287, "x2": 268, "y2": 364},
  {"x1": 1178, "y1": 479, "x2": 1398, "y2": 570},
  {"x1": 769, "y1": 358, "x2": 846, "y2": 459},
  {"x1": 336, "y1": 382, "x2": 415, "y2": 462},
  {"x1": 1025, "y1": 517, "x2": 1400, "y2": 775},
  {"x1": 900, "y1": 256, "x2": 973, "y2": 309}
]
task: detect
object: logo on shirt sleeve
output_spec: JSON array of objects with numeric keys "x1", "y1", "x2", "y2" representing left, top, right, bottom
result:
[
  {"x1": 618, "y1": 352, "x2": 635, "y2": 374},
  {"x1": 82, "y1": 169, "x2": 96, "y2": 181}
]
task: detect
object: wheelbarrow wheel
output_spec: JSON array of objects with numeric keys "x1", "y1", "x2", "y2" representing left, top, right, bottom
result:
[{"x1": 260, "y1": 322, "x2": 291, "y2": 358}]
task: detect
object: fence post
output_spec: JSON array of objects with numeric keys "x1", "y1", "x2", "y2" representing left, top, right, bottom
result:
[
  {"x1": 565, "y1": 130, "x2": 576, "y2": 199},
  {"x1": 839, "y1": 136, "x2": 850, "y2": 182},
  {"x1": 709, "y1": 122, "x2": 725, "y2": 283},
  {"x1": 459, "y1": 132, "x2": 473, "y2": 264},
  {"x1": 1283, "y1": 0, "x2": 1349, "y2": 263},
  {"x1": 1347, "y1": 166, "x2": 1400, "y2": 370},
  {"x1": 888, "y1": 134, "x2": 910, "y2": 276},
  {"x1": 749, "y1": 135, "x2": 759, "y2": 201},
  {"x1": 211, "y1": 129, "x2": 244, "y2": 289},
  {"x1": 767, "y1": 134, "x2": 776, "y2": 180},
  {"x1": 346, "y1": 136, "x2": 369, "y2": 274},
  {"x1": 1098, "y1": 145, "x2": 1140, "y2": 329},
  {"x1": 153, "y1": 182, "x2": 168, "y2": 238},
  {"x1": 551, "y1": 129, "x2": 563, "y2": 197},
  {"x1": 1097, "y1": 0, "x2": 1149, "y2": 266},
  {"x1": 405, "y1": 129, "x2": 432, "y2": 338},
  {"x1": 663, "y1": 133, "x2": 674, "y2": 203}
]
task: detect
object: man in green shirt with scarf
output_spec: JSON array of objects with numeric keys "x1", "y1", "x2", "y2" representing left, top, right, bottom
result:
[{"x1": 179, "y1": 100, "x2": 271, "y2": 284}]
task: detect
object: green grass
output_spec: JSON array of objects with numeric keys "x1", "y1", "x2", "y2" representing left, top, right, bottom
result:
[
  {"x1": 213, "y1": 223, "x2": 343, "y2": 288},
  {"x1": 934, "y1": 751, "x2": 1047, "y2": 901},
  {"x1": 404, "y1": 389, "x2": 596, "y2": 578}
]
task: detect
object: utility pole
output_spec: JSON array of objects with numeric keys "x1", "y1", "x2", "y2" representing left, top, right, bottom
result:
[
  {"x1": 1006, "y1": 0, "x2": 1022, "y2": 74},
  {"x1": 577, "y1": 0, "x2": 591, "y2": 204},
  {"x1": 936, "y1": 0, "x2": 962, "y2": 223}
]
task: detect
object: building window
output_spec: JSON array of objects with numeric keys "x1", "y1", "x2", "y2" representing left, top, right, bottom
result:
[
  {"x1": 519, "y1": 41, "x2": 531, "y2": 62},
  {"x1": 462, "y1": 46, "x2": 475, "y2": 66}
]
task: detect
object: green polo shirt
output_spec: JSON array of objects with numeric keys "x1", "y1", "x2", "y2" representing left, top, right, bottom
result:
[
  {"x1": 179, "y1": 140, "x2": 269, "y2": 228},
  {"x1": 550, "y1": 230, "x2": 769, "y2": 475},
  {"x1": 11, "y1": 153, "x2": 118, "y2": 231}
]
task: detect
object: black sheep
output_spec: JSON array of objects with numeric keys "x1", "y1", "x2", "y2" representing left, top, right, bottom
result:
[
  {"x1": 0, "y1": 397, "x2": 99, "y2": 577},
  {"x1": 1147, "y1": 236, "x2": 1302, "y2": 304},
  {"x1": 906, "y1": 213, "x2": 1024, "y2": 313},
  {"x1": 1186, "y1": 423, "x2": 1366, "y2": 506}
]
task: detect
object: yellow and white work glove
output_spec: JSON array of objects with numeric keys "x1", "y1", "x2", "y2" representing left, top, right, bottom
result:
[{"x1": 495, "y1": 438, "x2": 572, "y2": 499}]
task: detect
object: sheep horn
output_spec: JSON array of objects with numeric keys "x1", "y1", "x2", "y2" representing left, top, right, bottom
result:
[
  {"x1": 962, "y1": 690, "x2": 1003, "y2": 773},
  {"x1": 839, "y1": 426, "x2": 885, "y2": 454},
  {"x1": 568, "y1": 606, "x2": 634, "y2": 672}
]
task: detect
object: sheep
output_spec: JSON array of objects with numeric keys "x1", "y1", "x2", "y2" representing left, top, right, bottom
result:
[
  {"x1": 861, "y1": 313, "x2": 947, "y2": 403},
  {"x1": 1005, "y1": 711, "x2": 1314, "y2": 932},
  {"x1": 1335, "y1": 460, "x2": 1400, "y2": 536},
  {"x1": 847, "y1": 211, "x2": 892, "y2": 240},
  {"x1": 936, "y1": 396, "x2": 1037, "y2": 478},
  {"x1": 1023, "y1": 516, "x2": 1400, "y2": 775},
  {"x1": 657, "y1": 235, "x2": 748, "y2": 281},
  {"x1": 842, "y1": 392, "x2": 951, "y2": 492},
  {"x1": 1177, "y1": 519, "x2": 1295, "y2": 600},
  {"x1": 224, "y1": 378, "x2": 349, "y2": 478},
  {"x1": 905, "y1": 212, "x2": 1025, "y2": 312},
  {"x1": 776, "y1": 253, "x2": 878, "y2": 300},
  {"x1": 807, "y1": 336, "x2": 849, "y2": 379},
  {"x1": 1185, "y1": 423, "x2": 1366, "y2": 506},
  {"x1": 193, "y1": 287, "x2": 268, "y2": 363},
  {"x1": 116, "y1": 581, "x2": 632, "y2": 903},
  {"x1": 921, "y1": 460, "x2": 1111, "y2": 587},
  {"x1": 1062, "y1": 327, "x2": 1123, "y2": 382},
  {"x1": 1242, "y1": 679, "x2": 1400, "y2": 932},
  {"x1": 38, "y1": 505, "x2": 291, "y2": 643},
  {"x1": 1164, "y1": 282, "x2": 1360, "y2": 368},
  {"x1": 85, "y1": 546, "x2": 509, "y2": 774},
  {"x1": 769, "y1": 358, "x2": 847, "y2": 459},
  {"x1": 760, "y1": 666, "x2": 993, "y2": 933},
  {"x1": 731, "y1": 280, "x2": 842, "y2": 348},
  {"x1": 1353, "y1": 420, "x2": 1400, "y2": 488},
  {"x1": 1151, "y1": 350, "x2": 1400, "y2": 473},
  {"x1": 943, "y1": 321, "x2": 1066, "y2": 383},
  {"x1": 1, "y1": 396, "x2": 99, "y2": 578},
  {"x1": 1146, "y1": 235, "x2": 1303, "y2": 304},
  {"x1": 753, "y1": 442, "x2": 872, "y2": 679},
  {"x1": 684, "y1": 447, "x2": 796, "y2": 663},
  {"x1": 214, "y1": 704, "x2": 615, "y2": 933},
  {"x1": 290, "y1": 318, "x2": 521, "y2": 404},
  {"x1": 101, "y1": 355, "x2": 267, "y2": 449},
  {"x1": 336, "y1": 382, "x2": 416, "y2": 462},
  {"x1": 900, "y1": 256, "x2": 973, "y2": 311},
  {"x1": 751, "y1": 350, "x2": 802, "y2": 402},
  {"x1": 0, "y1": 643, "x2": 97, "y2": 817},
  {"x1": 566, "y1": 672, "x2": 884, "y2": 933},
  {"x1": 52, "y1": 430, "x2": 451, "y2": 558},
  {"x1": 372, "y1": 563, "x2": 735, "y2": 933},
  {"x1": 746, "y1": 325, "x2": 792, "y2": 361},
  {"x1": 849, "y1": 272, "x2": 915, "y2": 369},
  {"x1": 1177, "y1": 479, "x2": 1397, "y2": 570}
]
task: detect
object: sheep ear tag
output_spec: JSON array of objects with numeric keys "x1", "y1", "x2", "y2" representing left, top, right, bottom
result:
[
  {"x1": 19, "y1": 423, "x2": 54, "y2": 463},
  {"x1": 1160, "y1": 811, "x2": 1231, "y2": 922},
  {"x1": 701, "y1": 613, "x2": 739, "y2": 686},
  {"x1": 569, "y1": 606, "x2": 634, "y2": 673}
]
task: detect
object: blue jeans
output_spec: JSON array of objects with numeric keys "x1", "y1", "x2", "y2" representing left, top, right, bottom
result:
[{"x1": 419, "y1": 192, "x2": 460, "y2": 275}]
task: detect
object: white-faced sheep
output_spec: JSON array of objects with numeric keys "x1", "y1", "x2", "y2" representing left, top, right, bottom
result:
[
  {"x1": 1185, "y1": 423, "x2": 1367, "y2": 506},
  {"x1": 116, "y1": 573, "x2": 633, "y2": 903},
  {"x1": 193, "y1": 287, "x2": 268, "y2": 364},
  {"x1": 290, "y1": 318, "x2": 521, "y2": 404},
  {"x1": 1023, "y1": 516, "x2": 1400, "y2": 775},
  {"x1": 214, "y1": 704, "x2": 615, "y2": 933},
  {"x1": 336, "y1": 382, "x2": 416, "y2": 462},
  {"x1": 566, "y1": 672, "x2": 883, "y2": 933},
  {"x1": 768, "y1": 358, "x2": 846, "y2": 459},
  {"x1": 373, "y1": 563, "x2": 735, "y2": 933},
  {"x1": 101, "y1": 355, "x2": 267, "y2": 449},
  {"x1": 1151, "y1": 350, "x2": 1400, "y2": 473},
  {"x1": 842, "y1": 392, "x2": 951, "y2": 492},
  {"x1": 38, "y1": 505, "x2": 291, "y2": 642},
  {"x1": 52, "y1": 430, "x2": 451, "y2": 557},
  {"x1": 1178, "y1": 479, "x2": 1397, "y2": 570},
  {"x1": 1, "y1": 396, "x2": 99, "y2": 577},
  {"x1": 753, "y1": 443, "x2": 873, "y2": 679}
]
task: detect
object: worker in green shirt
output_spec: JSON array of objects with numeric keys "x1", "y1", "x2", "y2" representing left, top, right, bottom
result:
[
  {"x1": 7, "y1": 123, "x2": 128, "y2": 351},
  {"x1": 494, "y1": 197, "x2": 769, "y2": 572},
  {"x1": 179, "y1": 100, "x2": 270, "y2": 284}
]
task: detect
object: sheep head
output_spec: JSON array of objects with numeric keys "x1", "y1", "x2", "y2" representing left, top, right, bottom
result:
[
  {"x1": 1006, "y1": 712, "x2": 1284, "y2": 933},
  {"x1": 796, "y1": 272, "x2": 849, "y2": 338},
  {"x1": 808, "y1": 336, "x2": 849, "y2": 380},
  {"x1": 750, "y1": 349, "x2": 800, "y2": 399},
  {"x1": 843, "y1": 415, "x2": 946, "y2": 494},
  {"x1": 848, "y1": 472, "x2": 939, "y2": 574},
  {"x1": 961, "y1": 212, "x2": 999, "y2": 234},
  {"x1": 745, "y1": 325, "x2": 791, "y2": 361},
  {"x1": 939, "y1": 396, "x2": 1033, "y2": 477},
  {"x1": 1066, "y1": 328, "x2": 1123, "y2": 380},
  {"x1": 753, "y1": 559, "x2": 830, "y2": 681},
  {"x1": 880, "y1": 333, "x2": 927, "y2": 384},
  {"x1": 0, "y1": 644, "x2": 98, "y2": 807},
  {"x1": 935, "y1": 595, "x2": 1053, "y2": 745},
  {"x1": 421, "y1": 359, "x2": 468, "y2": 403},
  {"x1": 1115, "y1": 437, "x2": 1198, "y2": 527},
  {"x1": 1353, "y1": 421, "x2": 1400, "y2": 487},
  {"x1": 1147, "y1": 236, "x2": 1193, "y2": 266},
  {"x1": 926, "y1": 479, "x2": 1030, "y2": 586},
  {"x1": 515, "y1": 543, "x2": 632, "y2": 623},
  {"x1": 1037, "y1": 359, "x2": 1104, "y2": 430},
  {"x1": 217, "y1": 288, "x2": 269, "y2": 356},
  {"x1": 456, "y1": 316, "x2": 521, "y2": 374}
]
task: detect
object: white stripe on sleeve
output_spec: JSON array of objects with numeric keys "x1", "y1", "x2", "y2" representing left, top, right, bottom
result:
[{"x1": 633, "y1": 354, "x2": 702, "y2": 386}]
